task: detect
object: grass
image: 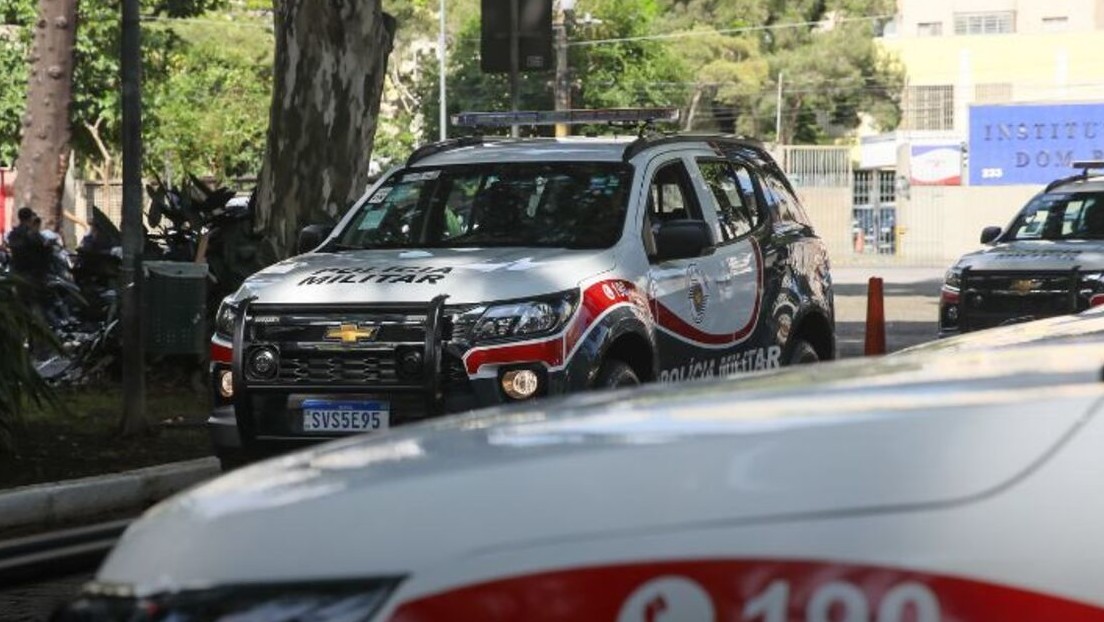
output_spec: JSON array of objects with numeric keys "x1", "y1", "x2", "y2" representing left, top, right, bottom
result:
[{"x1": 0, "y1": 383, "x2": 214, "y2": 490}]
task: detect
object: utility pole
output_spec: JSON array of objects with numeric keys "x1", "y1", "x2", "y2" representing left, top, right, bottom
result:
[
  {"x1": 775, "y1": 72, "x2": 784, "y2": 144},
  {"x1": 119, "y1": 0, "x2": 147, "y2": 434},
  {"x1": 438, "y1": 0, "x2": 447, "y2": 141},
  {"x1": 553, "y1": 0, "x2": 572, "y2": 137},
  {"x1": 509, "y1": 0, "x2": 520, "y2": 137}
]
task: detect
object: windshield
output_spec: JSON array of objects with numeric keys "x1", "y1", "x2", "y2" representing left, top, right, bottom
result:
[
  {"x1": 1006, "y1": 191, "x2": 1104, "y2": 241},
  {"x1": 336, "y1": 162, "x2": 632, "y2": 250}
]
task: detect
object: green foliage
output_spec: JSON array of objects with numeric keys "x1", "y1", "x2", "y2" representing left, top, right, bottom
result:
[
  {"x1": 415, "y1": 0, "x2": 687, "y2": 141},
  {"x1": 144, "y1": 20, "x2": 272, "y2": 179},
  {"x1": 659, "y1": 0, "x2": 902, "y2": 141},
  {"x1": 0, "y1": 277, "x2": 59, "y2": 454},
  {"x1": 569, "y1": 0, "x2": 689, "y2": 109},
  {"x1": 0, "y1": 0, "x2": 270, "y2": 182}
]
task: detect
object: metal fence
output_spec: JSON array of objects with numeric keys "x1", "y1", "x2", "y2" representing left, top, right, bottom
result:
[
  {"x1": 81, "y1": 177, "x2": 257, "y2": 228},
  {"x1": 778, "y1": 145, "x2": 950, "y2": 267}
]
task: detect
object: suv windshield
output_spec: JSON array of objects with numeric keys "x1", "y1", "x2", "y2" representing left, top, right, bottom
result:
[
  {"x1": 336, "y1": 162, "x2": 632, "y2": 250},
  {"x1": 1006, "y1": 191, "x2": 1104, "y2": 240}
]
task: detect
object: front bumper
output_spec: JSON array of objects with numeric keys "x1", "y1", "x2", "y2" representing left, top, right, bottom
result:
[
  {"x1": 209, "y1": 296, "x2": 572, "y2": 461},
  {"x1": 939, "y1": 267, "x2": 1094, "y2": 334},
  {"x1": 210, "y1": 372, "x2": 568, "y2": 460}
]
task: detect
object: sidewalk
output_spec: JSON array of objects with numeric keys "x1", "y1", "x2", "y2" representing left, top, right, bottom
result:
[{"x1": 0, "y1": 457, "x2": 218, "y2": 537}]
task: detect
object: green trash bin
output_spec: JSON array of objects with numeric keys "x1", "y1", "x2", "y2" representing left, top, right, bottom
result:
[{"x1": 143, "y1": 261, "x2": 209, "y2": 356}]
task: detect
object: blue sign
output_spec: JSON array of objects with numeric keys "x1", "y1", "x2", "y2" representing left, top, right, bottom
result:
[{"x1": 969, "y1": 103, "x2": 1104, "y2": 186}]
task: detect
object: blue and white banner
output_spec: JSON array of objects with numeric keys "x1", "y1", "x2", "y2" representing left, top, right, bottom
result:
[{"x1": 968, "y1": 103, "x2": 1104, "y2": 186}]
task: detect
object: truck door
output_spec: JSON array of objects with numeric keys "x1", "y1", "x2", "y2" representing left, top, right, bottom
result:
[{"x1": 646, "y1": 154, "x2": 759, "y2": 381}]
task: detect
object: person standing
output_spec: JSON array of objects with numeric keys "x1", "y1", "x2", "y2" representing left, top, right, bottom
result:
[{"x1": 6, "y1": 207, "x2": 49, "y2": 282}]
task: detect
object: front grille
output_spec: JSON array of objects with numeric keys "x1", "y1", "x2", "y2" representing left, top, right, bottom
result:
[
  {"x1": 279, "y1": 352, "x2": 400, "y2": 385},
  {"x1": 959, "y1": 270, "x2": 1083, "y2": 332},
  {"x1": 239, "y1": 300, "x2": 460, "y2": 391}
]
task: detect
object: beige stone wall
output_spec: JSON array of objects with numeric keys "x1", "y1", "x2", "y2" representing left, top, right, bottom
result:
[
  {"x1": 796, "y1": 182, "x2": 1042, "y2": 267},
  {"x1": 896, "y1": 185, "x2": 1039, "y2": 264}
]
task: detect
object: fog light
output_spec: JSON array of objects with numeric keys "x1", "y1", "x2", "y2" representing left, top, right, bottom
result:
[
  {"x1": 946, "y1": 305, "x2": 959, "y2": 322},
  {"x1": 502, "y1": 369, "x2": 540, "y2": 400},
  {"x1": 248, "y1": 347, "x2": 278, "y2": 379},
  {"x1": 218, "y1": 369, "x2": 234, "y2": 398},
  {"x1": 399, "y1": 349, "x2": 424, "y2": 378}
]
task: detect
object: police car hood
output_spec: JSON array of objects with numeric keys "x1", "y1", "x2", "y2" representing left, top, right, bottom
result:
[
  {"x1": 954, "y1": 239, "x2": 1104, "y2": 272},
  {"x1": 99, "y1": 341, "x2": 1104, "y2": 592},
  {"x1": 230, "y1": 247, "x2": 616, "y2": 306},
  {"x1": 903, "y1": 305, "x2": 1104, "y2": 354}
]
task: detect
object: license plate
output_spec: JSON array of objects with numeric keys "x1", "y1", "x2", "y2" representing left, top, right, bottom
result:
[{"x1": 301, "y1": 400, "x2": 389, "y2": 433}]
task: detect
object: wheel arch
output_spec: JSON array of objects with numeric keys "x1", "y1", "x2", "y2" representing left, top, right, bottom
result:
[
  {"x1": 602, "y1": 330, "x2": 657, "y2": 383},
  {"x1": 790, "y1": 308, "x2": 836, "y2": 361}
]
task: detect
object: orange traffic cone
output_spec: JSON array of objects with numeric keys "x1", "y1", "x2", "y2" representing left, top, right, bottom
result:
[{"x1": 864, "y1": 276, "x2": 886, "y2": 356}]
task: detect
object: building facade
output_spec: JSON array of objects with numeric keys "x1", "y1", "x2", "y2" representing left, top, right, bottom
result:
[{"x1": 819, "y1": 0, "x2": 1104, "y2": 266}]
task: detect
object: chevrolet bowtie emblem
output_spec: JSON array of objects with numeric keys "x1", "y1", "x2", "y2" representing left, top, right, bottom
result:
[
  {"x1": 1010, "y1": 279, "x2": 1041, "y2": 295},
  {"x1": 324, "y1": 323, "x2": 379, "y2": 343}
]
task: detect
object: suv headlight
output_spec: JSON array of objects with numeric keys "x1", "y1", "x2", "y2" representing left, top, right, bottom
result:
[
  {"x1": 472, "y1": 291, "x2": 578, "y2": 342},
  {"x1": 56, "y1": 579, "x2": 399, "y2": 621},
  {"x1": 215, "y1": 299, "x2": 239, "y2": 339},
  {"x1": 943, "y1": 268, "x2": 962, "y2": 291}
]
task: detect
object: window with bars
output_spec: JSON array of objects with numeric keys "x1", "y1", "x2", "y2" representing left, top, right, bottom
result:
[
  {"x1": 903, "y1": 85, "x2": 955, "y2": 131},
  {"x1": 917, "y1": 21, "x2": 943, "y2": 36},
  {"x1": 953, "y1": 11, "x2": 1015, "y2": 35}
]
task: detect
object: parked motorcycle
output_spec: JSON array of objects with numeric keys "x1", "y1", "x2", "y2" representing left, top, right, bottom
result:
[{"x1": 33, "y1": 207, "x2": 123, "y2": 386}]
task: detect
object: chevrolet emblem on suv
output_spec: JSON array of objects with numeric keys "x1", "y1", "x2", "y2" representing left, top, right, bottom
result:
[
  {"x1": 1009, "y1": 279, "x2": 1041, "y2": 295},
  {"x1": 325, "y1": 324, "x2": 379, "y2": 343}
]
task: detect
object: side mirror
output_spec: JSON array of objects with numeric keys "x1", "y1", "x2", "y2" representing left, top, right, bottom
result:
[
  {"x1": 980, "y1": 226, "x2": 1002, "y2": 245},
  {"x1": 297, "y1": 224, "x2": 333, "y2": 255},
  {"x1": 654, "y1": 220, "x2": 713, "y2": 262}
]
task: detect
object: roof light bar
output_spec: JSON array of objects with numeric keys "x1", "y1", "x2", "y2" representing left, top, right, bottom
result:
[
  {"x1": 1072, "y1": 160, "x2": 1104, "y2": 172},
  {"x1": 451, "y1": 108, "x2": 680, "y2": 128}
]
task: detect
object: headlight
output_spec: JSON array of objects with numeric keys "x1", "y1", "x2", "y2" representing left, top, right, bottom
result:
[
  {"x1": 472, "y1": 292, "x2": 577, "y2": 342},
  {"x1": 55, "y1": 580, "x2": 398, "y2": 621},
  {"x1": 943, "y1": 268, "x2": 962, "y2": 290},
  {"x1": 215, "y1": 300, "x2": 239, "y2": 338}
]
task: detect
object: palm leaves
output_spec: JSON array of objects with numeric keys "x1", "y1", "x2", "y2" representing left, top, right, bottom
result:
[{"x1": 0, "y1": 275, "x2": 59, "y2": 454}]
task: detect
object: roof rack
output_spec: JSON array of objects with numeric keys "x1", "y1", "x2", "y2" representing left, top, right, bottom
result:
[
  {"x1": 1072, "y1": 160, "x2": 1104, "y2": 173},
  {"x1": 450, "y1": 108, "x2": 680, "y2": 130},
  {"x1": 405, "y1": 136, "x2": 486, "y2": 167},
  {"x1": 1044, "y1": 160, "x2": 1104, "y2": 192},
  {"x1": 621, "y1": 133, "x2": 763, "y2": 163}
]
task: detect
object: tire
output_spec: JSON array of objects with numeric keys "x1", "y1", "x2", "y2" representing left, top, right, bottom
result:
[
  {"x1": 593, "y1": 359, "x2": 641, "y2": 389},
  {"x1": 785, "y1": 338, "x2": 820, "y2": 365}
]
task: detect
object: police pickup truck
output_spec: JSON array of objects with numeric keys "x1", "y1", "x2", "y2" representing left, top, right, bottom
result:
[
  {"x1": 941, "y1": 161, "x2": 1104, "y2": 334},
  {"x1": 209, "y1": 109, "x2": 835, "y2": 468}
]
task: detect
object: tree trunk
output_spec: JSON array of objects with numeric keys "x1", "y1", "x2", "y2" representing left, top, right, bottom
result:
[
  {"x1": 254, "y1": 0, "x2": 396, "y2": 262},
  {"x1": 12, "y1": 0, "x2": 79, "y2": 232}
]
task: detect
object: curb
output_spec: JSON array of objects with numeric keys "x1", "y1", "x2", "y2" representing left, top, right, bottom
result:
[{"x1": 0, "y1": 457, "x2": 219, "y2": 534}]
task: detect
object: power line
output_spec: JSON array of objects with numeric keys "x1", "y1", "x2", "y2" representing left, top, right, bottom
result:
[{"x1": 567, "y1": 14, "x2": 893, "y2": 47}]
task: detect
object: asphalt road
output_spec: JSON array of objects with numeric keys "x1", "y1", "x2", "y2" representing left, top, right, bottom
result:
[
  {"x1": 832, "y1": 267, "x2": 943, "y2": 358},
  {"x1": 0, "y1": 267, "x2": 946, "y2": 618},
  {"x1": 0, "y1": 573, "x2": 89, "y2": 620}
]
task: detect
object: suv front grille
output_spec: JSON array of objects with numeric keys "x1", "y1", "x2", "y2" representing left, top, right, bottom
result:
[
  {"x1": 960, "y1": 270, "x2": 1082, "y2": 331},
  {"x1": 279, "y1": 352, "x2": 400, "y2": 385}
]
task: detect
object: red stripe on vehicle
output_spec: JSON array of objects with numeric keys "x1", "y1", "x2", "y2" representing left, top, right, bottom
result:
[
  {"x1": 463, "y1": 339, "x2": 565, "y2": 376},
  {"x1": 564, "y1": 280, "x2": 649, "y2": 356},
  {"x1": 464, "y1": 280, "x2": 647, "y2": 376},
  {"x1": 210, "y1": 341, "x2": 232, "y2": 364},
  {"x1": 653, "y1": 239, "x2": 764, "y2": 347},
  {"x1": 390, "y1": 558, "x2": 1104, "y2": 621}
]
